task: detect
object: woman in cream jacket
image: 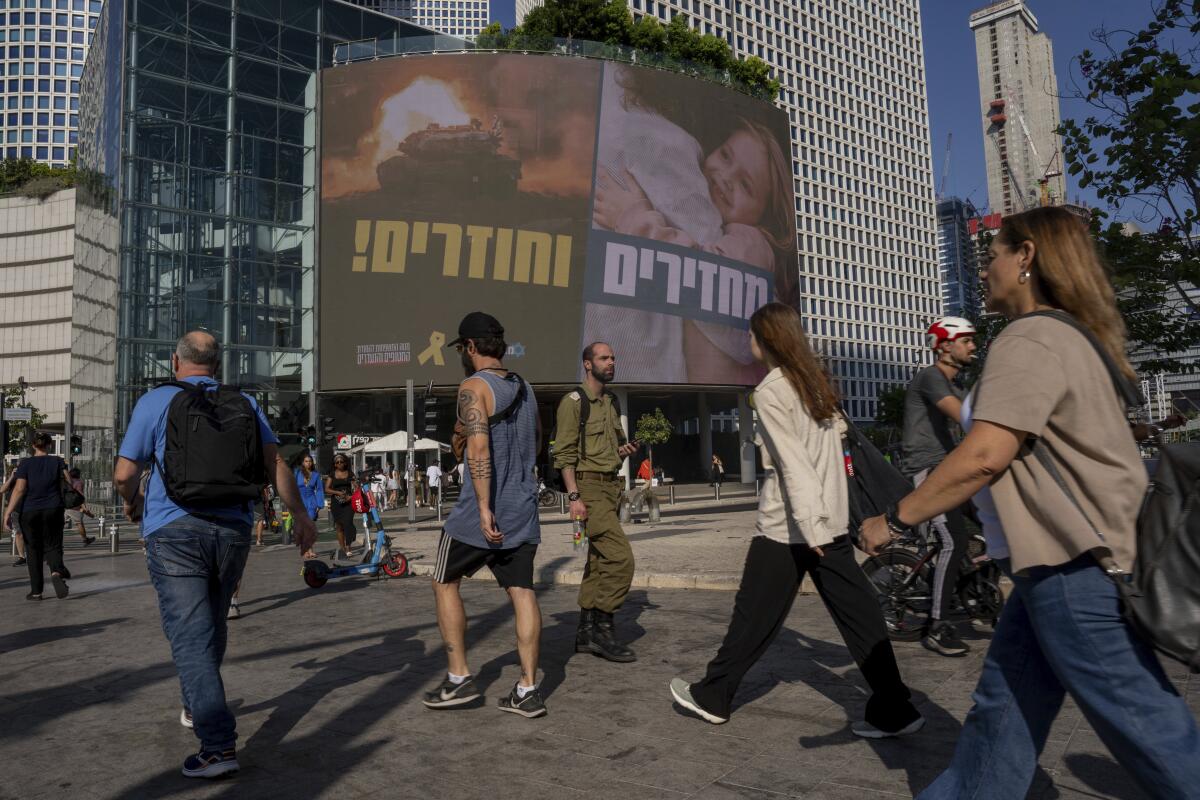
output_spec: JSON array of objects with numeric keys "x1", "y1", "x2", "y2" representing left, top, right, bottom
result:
[{"x1": 670, "y1": 303, "x2": 922, "y2": 737}]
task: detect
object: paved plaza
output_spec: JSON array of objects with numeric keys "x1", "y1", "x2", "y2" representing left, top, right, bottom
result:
[{"x1": 1, "y1": 506, "x2": 1195, "y2": 800}]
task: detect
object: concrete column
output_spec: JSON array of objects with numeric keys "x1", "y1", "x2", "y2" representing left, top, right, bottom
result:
[
  {"x1": 698, "y1": 391, "x2": 713, "y2": 474},
  {"x1": 738, "y1": 391, "x2": 755, "y2": 483},
  {"x1": 612, "y1": 386, "x2": 630, "y2": 489}
]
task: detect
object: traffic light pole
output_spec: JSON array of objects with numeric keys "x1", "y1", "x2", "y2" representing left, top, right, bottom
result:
[
  {"x1": 64, "y1": 401, "x2": 74, "y2": 468},
  {"x1": 406, "y1": 379, "x2": 416, "y2": 524}
]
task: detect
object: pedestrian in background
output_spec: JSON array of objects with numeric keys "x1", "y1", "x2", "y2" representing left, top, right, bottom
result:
[
  {"x1": 861, "y1": 207, "x2": 1200, "y2": 799},
  {"x1": 112, "y1": 331, "x2": 316, "y2": 779},
  {"x1": 426, "y1": 460, "x2": 443, "y2": 507},
  {"x1": 294, "y1": 453, "x2": 324, "y2": 560},
  {"x1": 709, "y1": 454, "x2": 724, "y2": 487},
  {"x1": 3, "y1": 431, "x2": 72, "y2": 600},
  {"x1": 670, "y1": 302, "x2": 923, "y2": 739},
  {"x1": 1, "y1": 466, "x2": 28, "y2": 567},
  {"x1": 64, "y1": 468, "x2": 96, "y2": 547},
  {"x1": 324, "y1": 454, "x2": 357, "y2": 559},
  {"x1": 386, "y1": 463, "x2": 398, "y2": 509}
]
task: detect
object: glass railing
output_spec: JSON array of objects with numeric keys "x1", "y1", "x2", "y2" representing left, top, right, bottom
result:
[{"x1": 330, "y1": 34, "x2": 775, "y2": 101}]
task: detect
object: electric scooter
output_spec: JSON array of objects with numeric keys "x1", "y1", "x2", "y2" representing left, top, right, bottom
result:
[{"x1": 301, "y1": 502, "x2": 409, "y2": 588}]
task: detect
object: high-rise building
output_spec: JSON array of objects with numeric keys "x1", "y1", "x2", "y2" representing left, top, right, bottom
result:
[
  {"x1": 936, "y1": 197, "x2": 981, "y2": 319},
  {"x1": 0, "y1": 0, "x2": 101, "y2": 167},
  {"x1": 346, "y1": 0, "x2": 489, "y2": 39},
  {"x1": 970, "y1": 0, "x2": 1066, "y2": 214},
  {"x1": 77, "y1": 0, "x2": 434, "y2": 439},
  {"x1": 517, "y1": 0, "x2": 942, "y2": 421}
]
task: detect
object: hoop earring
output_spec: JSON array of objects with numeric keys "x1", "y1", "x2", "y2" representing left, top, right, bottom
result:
[{"x1": 1018, "y1": 271, "x2": 1030, "y2": 285}]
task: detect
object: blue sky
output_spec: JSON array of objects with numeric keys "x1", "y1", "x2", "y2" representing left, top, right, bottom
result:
[{"x1": 489, "y1": 0, "x2": 1158, "y2": 218}]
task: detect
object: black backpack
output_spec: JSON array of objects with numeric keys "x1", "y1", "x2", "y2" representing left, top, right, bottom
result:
[
  {"x1": 548, "y1": 386, "x2": 625, "y2": 491},
  {"x1": 842, "y1": 417, "x2": 914, "y2": 546},
  {"x1": 1022, "y1": 310, "x2": 1200, "y2": 672},
  {"x1": 154, "y1": 380, "x2": 266, "y2": 509}
]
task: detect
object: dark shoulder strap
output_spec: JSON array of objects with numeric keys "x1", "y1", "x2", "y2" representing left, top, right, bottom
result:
[
  {"x1": 487, "y1": 373, "x2": 527, "y2": 425},
  {"x1": 1020, "y1": 310, "x2": 1143, "y2": 408}
]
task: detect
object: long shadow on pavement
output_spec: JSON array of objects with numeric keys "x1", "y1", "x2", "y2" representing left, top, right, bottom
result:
[{"x1": 0, "y1": 617, "x2": 131, "y2": 656}]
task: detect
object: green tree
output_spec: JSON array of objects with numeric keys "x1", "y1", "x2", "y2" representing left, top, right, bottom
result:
[
  {"x1": 0, "y1": 157, "x2": 76, "y2": 198},
  {"x1": 1058, "y1": 0, "x2": 1200, "y2": 354},
  {"x1": 629, "y1": 15, "x2": 666, "y2": 53},
  {"x1": 1, "y1": 386, "x2": 46, "y2": 457},
  {"x1": 874, "y1": 385, "x2": 906, "y2": 429},
  {"x1": 634, "y1": 407, "x2": 672, "y2": 465}
]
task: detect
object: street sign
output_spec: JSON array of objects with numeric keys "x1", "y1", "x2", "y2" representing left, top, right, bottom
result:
[{"x1": 2, "y1": 407, "x2": 32, "y2": 422}]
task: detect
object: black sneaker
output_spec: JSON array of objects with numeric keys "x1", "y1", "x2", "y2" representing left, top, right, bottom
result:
[
  {"x1": 497, "y1": 684, "x2": 547, "y2": 718},
  {"x1": 181, "y1": 749, "x2": 239, "y2": 779},
  {"x1": 83, "y1": 536, "x2": 95, "y2": 547},
  {"x1": 422, "y1": 675, "x2": 480, "y2": 709},
  {"x1": 25, "y1": 592, "x2": 41, "y2": 601},
  {"x1": 50, "y1": 573, "x2": 69, "y2": 600},
  {"x1": 12, "y1": 557, "x2": 26, "y2": 567},
  {"x1": 922, "y1": 621, "x2": 970, "y2": 657}
]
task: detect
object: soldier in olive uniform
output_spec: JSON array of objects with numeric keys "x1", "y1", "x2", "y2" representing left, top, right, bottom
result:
[{"x1": 554, "y1": 342, "x2": 641, "y2": 662}]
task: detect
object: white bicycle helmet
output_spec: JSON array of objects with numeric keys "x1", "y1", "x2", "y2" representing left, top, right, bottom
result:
[{"x1": 926, "y1": 316, "x2": 977, "y2": 350}]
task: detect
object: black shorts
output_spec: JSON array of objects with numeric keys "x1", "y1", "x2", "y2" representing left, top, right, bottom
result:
[{"x1": 432, "y1": 531, "x2": 537, "y2": 589}]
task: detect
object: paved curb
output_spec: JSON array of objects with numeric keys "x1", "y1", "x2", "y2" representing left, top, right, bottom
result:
[{"x1": 405, "y1": 561, "x2": 815, "y2": 592}]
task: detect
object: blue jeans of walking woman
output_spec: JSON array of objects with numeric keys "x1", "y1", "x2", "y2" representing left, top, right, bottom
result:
[
  {"x1": 918, "y1": 554, "x2": 1200, "y2": 800},
  {"x1": 146, "y1": 516, "x2": 251, "y2": 752}
]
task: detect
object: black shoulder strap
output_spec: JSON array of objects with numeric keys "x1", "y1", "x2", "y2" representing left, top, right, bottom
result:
[
  {"x1": 487, "y1": 373, "x2": 527, "y2": 425},
  {"x1": 1020, "y1": 310, "x2": 1144, "y2": 408}
]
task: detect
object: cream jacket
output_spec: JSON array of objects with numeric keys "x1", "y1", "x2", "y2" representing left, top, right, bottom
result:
[{"x1": 753, "y1": 368, "x2": 848, "y2": 547}]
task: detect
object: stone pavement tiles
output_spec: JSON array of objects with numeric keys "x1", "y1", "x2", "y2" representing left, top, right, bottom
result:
[{"x1": 0, "y1": 543, "x2": 1195, "y2": 800}]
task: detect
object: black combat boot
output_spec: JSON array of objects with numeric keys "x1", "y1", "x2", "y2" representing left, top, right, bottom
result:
[
  {"x1": 575, "y1": 608, "x2": 595, "y2": 653},
  {"x1": 589, "y1": 610, "x2": 637, "y2": 663}
]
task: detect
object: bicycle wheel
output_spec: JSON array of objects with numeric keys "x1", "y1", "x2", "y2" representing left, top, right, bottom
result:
[
  {"x1": 538, "y1": 490, "x2": 557, "y2": 508},
  {"x1": 860, "y1": 548, "x2": 932, "y2": 641}
]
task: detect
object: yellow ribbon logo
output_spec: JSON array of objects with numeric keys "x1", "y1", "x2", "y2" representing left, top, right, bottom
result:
[{"x1": 418, "y1": 331, "x2": 446, "y2": 366}]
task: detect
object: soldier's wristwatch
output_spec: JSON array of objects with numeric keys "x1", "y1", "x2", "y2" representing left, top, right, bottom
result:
[{"x1": 568, "y1": 491, "x2": 581, "y2": 502}]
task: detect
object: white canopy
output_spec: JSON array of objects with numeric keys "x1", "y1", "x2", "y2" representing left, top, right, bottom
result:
[{"x1": 347, "y1": 430, "x2": 448, "y2": 454}]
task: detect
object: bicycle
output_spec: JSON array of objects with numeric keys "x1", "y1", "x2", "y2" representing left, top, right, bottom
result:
[
  {"x1": 859, "y1": 526, "x2": 1005, "y2": 641},
  {"x1": 537, "y1": 479, "x2": 558, "y2": 509}
]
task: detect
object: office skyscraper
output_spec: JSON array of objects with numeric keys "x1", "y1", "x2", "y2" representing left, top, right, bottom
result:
[
  {"x1": 0, "y1": 0, "x2": 100, "y2": 166},
  {"x1": 936, "y1": 197, "x2": 981, "y2": 319},
  {"x1": 970, "y1": 0, "x2": 1065, "y2": 214},
  {"x1": 346, "y1": 0, "x2": 489, "y2": 39},
  {"x1": 518, "y1": 0, "x2": 941, "y2": 420}
]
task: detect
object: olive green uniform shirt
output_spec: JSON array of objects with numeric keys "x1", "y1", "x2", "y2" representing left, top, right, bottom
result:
[{"x1": 553, "y1": 384, "x2": 623, "y2": 474}]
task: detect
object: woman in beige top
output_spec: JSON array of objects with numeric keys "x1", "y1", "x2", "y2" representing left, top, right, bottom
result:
[
  {"x1": 670, "y1": 302, "x2": 922, "y2": 737},
  {"x1": 862, "y1": 207, "x2": 1200, "y2": 799}
]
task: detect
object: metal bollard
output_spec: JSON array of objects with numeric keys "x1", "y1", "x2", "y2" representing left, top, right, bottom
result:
[
  {"x1": 98, "y1": 515, "x2": 106, "y2": 539},
  {"x1": 559, "y1": 491, "x2": 567, "y2": 515},
  {"x1": 9, "y1": 534, "x2": 15, "y2": 556},
  {"x1": 668, "y1": 483, "x2": 675, "y2": 505},
  {"x1": 755, "y1": 478, "x2": 760, "y2": 497},
  {"x1": 715, "y1": 483, "x2": 722, "y2": 502},
  {"x1": 436, "y1": 493, "x2": 443, "y2": 523},
  {"x1": 109, "y1": 523, "x2": 120, "y2": 553}
]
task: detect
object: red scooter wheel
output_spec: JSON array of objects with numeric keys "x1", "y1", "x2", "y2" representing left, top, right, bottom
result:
[{"x1": 382, "y1": 553, "x2": 408, "y2": 578}]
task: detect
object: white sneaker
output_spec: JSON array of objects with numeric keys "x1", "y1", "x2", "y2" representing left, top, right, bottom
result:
[
  {"x1": 851, "y1": 715, "x2": 925, "y2": 739},
  {"x1": 226, "y1": 601, "x2": 240, "y2": 620},
  {"x1": 669, "y1": 678, "x2": 727, "y2": 724},
  {"x1": 180, "y1": 708, "x2": 193, "y2": 729}
]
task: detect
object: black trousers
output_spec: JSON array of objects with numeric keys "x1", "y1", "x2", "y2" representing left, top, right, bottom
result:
[
  {"x1": 21, "y1": 507, "x2": 65, "y2": 595},
  {"x1": 691, "y1": 535, "x2": 919, "y2": 729}
]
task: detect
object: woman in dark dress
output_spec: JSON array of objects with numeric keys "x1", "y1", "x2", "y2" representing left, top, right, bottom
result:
[
  {"x1": 324, "y1": 454, "x2": 357, "y2": 559},
  {"x1": 3, "y1": 432, "x2": 72, "y2": 599}
]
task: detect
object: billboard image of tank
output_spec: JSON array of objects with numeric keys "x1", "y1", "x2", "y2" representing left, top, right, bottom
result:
[{"x1": 375, "y1": 117, "x2": 521, "y2": 202}]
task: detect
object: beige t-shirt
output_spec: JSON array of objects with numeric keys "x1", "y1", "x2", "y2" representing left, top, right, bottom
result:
[{"x1": 972, "y1": 315, "x2": 1146, "y2": 574}]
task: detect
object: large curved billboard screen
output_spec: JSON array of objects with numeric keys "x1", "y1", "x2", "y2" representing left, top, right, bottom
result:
[{"x1": 319, "y1": 53, "x2": 796, "y2": 390}]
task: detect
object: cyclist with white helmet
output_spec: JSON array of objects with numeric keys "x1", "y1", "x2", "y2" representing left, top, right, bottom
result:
[{"x1": 900, "y1": 316, "x2": 976, "y2": 657}]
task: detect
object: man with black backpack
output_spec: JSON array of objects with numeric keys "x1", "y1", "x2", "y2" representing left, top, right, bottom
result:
[
  {"x1": 113, "y1": 331, "x2": 316, "y2": 779},
  {"x1": 555, "y1": 342, "x2": 641, "y2": 663}
]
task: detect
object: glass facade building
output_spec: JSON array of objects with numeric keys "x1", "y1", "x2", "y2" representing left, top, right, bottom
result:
[
  {"x1": 76, "y1": 0, "x2": 439, "y2": 438},
  {"x1": 0, "y1": 0, "x2": 101, "y2": 166},
  {"x1": 345, "y1": 0, "x2": 489, "y2": 40},
  {"x1": 936, "y1": 197, "x2": 980, "y2": 319}
]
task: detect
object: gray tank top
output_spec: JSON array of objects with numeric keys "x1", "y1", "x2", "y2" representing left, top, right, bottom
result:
[{"x1": 444, "y1": 370, "x2": 541, "y2": 549}]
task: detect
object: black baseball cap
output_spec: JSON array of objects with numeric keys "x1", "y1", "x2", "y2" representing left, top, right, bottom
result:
[{"x1": 447, "y1": 311, "x2": 504, "y2": 347}]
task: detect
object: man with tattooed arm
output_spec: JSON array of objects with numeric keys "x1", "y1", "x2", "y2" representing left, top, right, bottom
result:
[{"x1": 422, "y1": 312, "x2": 547, "y2": 718}]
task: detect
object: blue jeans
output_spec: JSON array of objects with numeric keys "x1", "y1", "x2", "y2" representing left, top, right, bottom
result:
[
  {"x1": 918, "y1": 554, "x2": 1200, "y2": 800},
  {"x1": 145, "y1": 515, "x2": 251, "y2": 752}
]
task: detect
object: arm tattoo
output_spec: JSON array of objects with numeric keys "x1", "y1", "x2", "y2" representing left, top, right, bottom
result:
[
  {"x1": 467, "y1": 456, "x2": 492, "y2": 480},
  {"x1": 458, "y1": 388, "x2": 490, "y2": 438}
]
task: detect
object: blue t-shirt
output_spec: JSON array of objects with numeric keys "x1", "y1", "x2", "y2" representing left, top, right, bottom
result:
[
  {"x1": 117, "y1": 376, "x2": 279, "y2": 537},
  {"x1": 14, "y1": 455, "x2": 68, "y2": 512}
]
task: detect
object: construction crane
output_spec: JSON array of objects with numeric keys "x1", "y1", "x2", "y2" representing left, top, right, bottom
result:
[
  {"x1": 1038, "y1": 148, "x2": 1064, "y2": 207},
  {"x1": 937, "y1": 133, "x2": 952, "y2": 199},
  {"x1": 985, "y1": 98, "x2": 1031, "y2": 212}
]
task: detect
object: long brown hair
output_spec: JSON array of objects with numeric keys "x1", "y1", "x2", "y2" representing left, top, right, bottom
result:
[
  {"x1": 997, "y1": 207, "x2": 1136, "y2": 382},
  {"x1": 750, "y1": 302, "x2": 840, "y2": 422}
]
